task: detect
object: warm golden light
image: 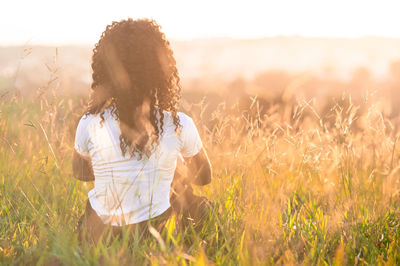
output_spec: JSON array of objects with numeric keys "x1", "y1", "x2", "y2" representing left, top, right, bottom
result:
[
  {"x1": 4, "y1": 1, "x2": 400, "y2": 264},
  {"x1": 2, "y1": 0, "x2": 400, "y2": 45}
]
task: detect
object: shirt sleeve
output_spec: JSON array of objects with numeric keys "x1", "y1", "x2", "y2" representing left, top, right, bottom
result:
[
  {"x1": 74, "y1": 115, "x2": 91, "y2": 156},
  {"x1": 179, "y1": 113, "x2": 203, "y2": 158}
]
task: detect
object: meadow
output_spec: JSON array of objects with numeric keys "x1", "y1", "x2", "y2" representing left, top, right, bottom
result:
[{"x1": 2, "y1": 53, "x2": 400, "y2": 265}]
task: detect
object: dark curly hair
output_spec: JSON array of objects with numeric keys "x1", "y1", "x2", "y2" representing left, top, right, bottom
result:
[{"x1": 86, "y1": 18, "x2": 181, "y2": 158}]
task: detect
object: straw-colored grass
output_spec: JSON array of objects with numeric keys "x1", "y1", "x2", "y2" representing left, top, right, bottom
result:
[{"x1": 2, "y1": 70, "x2": 400, "y2": 265}]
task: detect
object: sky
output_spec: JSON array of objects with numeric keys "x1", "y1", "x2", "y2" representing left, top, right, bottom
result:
[{"x1": 2, "y1": 0, "x2": 400, "y2": 45}]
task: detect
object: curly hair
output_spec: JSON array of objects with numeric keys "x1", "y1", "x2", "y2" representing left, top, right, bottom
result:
[{"x1": 86, "y1": 18, "x2": 181, "y2": 158}]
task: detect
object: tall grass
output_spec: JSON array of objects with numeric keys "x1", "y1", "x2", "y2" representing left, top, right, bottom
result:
[{"x1": 1, "y1": 67, "x2": 400, "y2": 265}]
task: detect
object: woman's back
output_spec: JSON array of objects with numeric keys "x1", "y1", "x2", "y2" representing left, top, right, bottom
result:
[
  {"x1": 75, "y1": 108, "x2": 202, "y2": 226},
  {"x1": 73, "y1": 19, "x2": 212, "y2": 243}
]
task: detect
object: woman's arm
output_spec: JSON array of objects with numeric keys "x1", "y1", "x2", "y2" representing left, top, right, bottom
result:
[
  {"x1": 175, "y1": 148, "x2": 212, "y2": 186},
  {"x1": 72, "y1": 150, "x2": 95, "y2": 182}
]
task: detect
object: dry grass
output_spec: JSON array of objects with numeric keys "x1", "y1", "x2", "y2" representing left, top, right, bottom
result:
[{"x1": 2, "y1": 58, "x2": 400, "y2": 265}]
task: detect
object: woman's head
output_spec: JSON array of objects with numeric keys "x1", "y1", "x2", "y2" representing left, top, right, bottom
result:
[{"x1": 88, "y1": 18, "x2": 181, "y2": 158}]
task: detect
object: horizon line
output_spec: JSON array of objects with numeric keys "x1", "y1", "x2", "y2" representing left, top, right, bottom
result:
[{"x1": 2, "y1": 34, "x2": 400, "y2": 47}]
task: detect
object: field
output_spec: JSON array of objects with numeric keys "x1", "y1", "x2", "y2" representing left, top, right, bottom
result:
[{"x1": 2, "y1": 46, "x2": 400, "y2": 265}]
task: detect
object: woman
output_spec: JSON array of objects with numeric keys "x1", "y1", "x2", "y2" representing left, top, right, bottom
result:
[{"x1": 73, "y1": 18, "x2": 212, "y2": 244}]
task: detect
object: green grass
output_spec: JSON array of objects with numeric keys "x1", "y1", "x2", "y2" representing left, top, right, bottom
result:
[{"x1": 1, "y1": 89, "x2": 400, "y2": 265}]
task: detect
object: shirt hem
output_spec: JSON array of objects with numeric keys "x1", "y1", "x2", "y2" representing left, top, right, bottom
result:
[{"x1": 88, "y1": 190, "x2": 172, "y2": 226}]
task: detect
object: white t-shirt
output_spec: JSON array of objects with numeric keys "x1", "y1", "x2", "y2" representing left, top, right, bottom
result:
[{"x1": 74, "y1": 108, "x2": 202, "y2": 226}]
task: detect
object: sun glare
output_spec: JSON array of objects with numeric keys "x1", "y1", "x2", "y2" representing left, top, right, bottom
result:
[{"x1": 2, "y1": 0, "x2": 400, "y2": 45}]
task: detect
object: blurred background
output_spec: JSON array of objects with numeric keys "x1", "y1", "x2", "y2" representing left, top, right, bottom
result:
[{"x1": 2, "y1": 0, "x2": 400, "y2": 118}]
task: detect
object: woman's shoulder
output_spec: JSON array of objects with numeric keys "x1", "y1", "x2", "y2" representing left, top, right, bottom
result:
[
  {"x1": 177, "y1": 112, "x2": 200, "y2": 134},
  {"x1": 78, "y1": 112, "x2": 100, "y2": 124},
  {"x1": 76, "y1": 113, "x2": 95, "y2": 133},
  {"x1": 177, "y1": 112, "x2": 196, "y2": 124},
  {"x1": 177, "y1": 111, "x2": 191, "y2": 120},
  {"x1": 81, "y1": 108, "x2": 115, "y2": 122},
  {"x1": 156, "y1": 111, "x2": 196, "y2": 134},
  {"x1": 161, "y1": 110, "x2": 194, "y2": 124},
  {"x1": 76, "y1": 109, "x2": 111, "y2": 130}
]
